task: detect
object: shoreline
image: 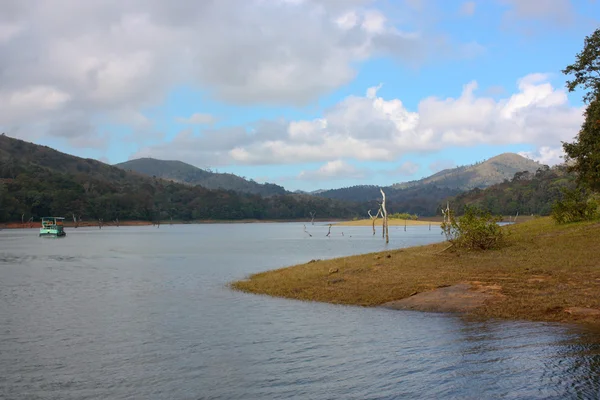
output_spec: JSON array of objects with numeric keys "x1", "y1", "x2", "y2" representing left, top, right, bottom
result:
[
  {"x1": 0, "y1": 218, "x2": 348, "y2": 230},
  {"x1": 231, "y1": 217, "x2": 600, "y2": 326},
  {"x1": 334, "y1": 219, "x2": 439, "y2": 227}
]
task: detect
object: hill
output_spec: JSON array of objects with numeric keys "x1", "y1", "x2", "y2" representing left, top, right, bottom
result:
[
  {"x1": 0, "y1": 135, "x2": 362, "y2": 223},
  {"x1": 447, "y1": 165, "x2": 576, "y2": 216},
  {"x1": 312, "y1": 153, "x2": 543, "y2": 216},
  {"x1": 116, "y1": 158, "x2": 286, "y2": 196},
  {"x1": 393, "y1": 153, "x2": 542, "y2": 191}
]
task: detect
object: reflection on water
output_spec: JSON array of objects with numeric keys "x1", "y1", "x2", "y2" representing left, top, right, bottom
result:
[{"x1": 1, "y1": 223, "x2": 599, "y2": 399}]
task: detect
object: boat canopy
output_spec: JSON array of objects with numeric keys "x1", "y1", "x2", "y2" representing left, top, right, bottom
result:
[{"x1": 41, "y1": 217, "x2": 65, "y2": 225}]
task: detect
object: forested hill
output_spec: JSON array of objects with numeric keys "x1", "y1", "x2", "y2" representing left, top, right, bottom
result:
[
  {"x1": 0, "y1": 135, "x2": 364, "y2": 222},
  {"x1": 447, "y1": 165, "x2": 576, "y2": 216},
  {"x1": 393, "y1": 153, "x2": 542, "y2": 191},
  {"x1": 116, "y1": 158, "x2": 287, "y2": 196},
  {"x1": 314, "y1": 184, "x2": 462, "y2": 216}
]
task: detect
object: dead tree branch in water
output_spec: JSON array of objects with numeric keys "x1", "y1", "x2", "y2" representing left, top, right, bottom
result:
[
  {"x1": 380, "y1": 188, "x2": 389, "y2": 244},
  {"x1": 368, "y1": 208, "x2": 382, "y2": 235},
  {"x1": 303, "y1": 224, "x2": 312, "y2": 237},
  {"x1": 326, "y1": 224, "x2": 332, "y2": 237}
]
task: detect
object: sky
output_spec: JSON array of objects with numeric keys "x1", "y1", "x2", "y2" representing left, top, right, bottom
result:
[{"x1": 1, "y1": 0, "x2": 599, "y2": 191}]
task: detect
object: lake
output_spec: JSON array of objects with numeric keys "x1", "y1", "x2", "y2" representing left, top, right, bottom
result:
[{"x1": 1, "y1": 223, "x2": 599, "y2": 399}]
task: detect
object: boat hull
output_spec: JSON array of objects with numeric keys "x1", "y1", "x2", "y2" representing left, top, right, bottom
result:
[{"x1": 39, "y1": 229, "x2": 66, "y2": 237}]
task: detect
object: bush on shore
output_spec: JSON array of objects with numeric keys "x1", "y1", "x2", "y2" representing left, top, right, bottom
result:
[{"x1": 441, "y1": 206, "x2": 505, "y2": 251}]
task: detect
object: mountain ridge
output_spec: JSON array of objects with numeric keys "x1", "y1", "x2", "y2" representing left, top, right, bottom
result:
[
  {"x1": 0, "y1": 135, "x2": 363, "y2": 222},
  {"x1": 116, "y1": 157, "x2": 287, "y2": 196},
  {"x1": 393, "y1": 153, "x2": 542, "y2": 191}
]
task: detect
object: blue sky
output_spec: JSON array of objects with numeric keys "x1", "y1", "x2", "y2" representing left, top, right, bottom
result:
[{"x1": 1, "y1": 0, "x2": 599, "y2": 191}]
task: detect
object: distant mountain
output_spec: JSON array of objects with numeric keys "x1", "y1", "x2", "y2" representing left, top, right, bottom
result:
[
  {"x1": 393, "y1": 153, "x2": 543, "y2": 191},
  {"x1": 311, "y1": 153, "x2": 544, "y2": 216},
  {"x1": 115, "y1": 158, "x2": 286, "y2": 196},
  {"x1": 0, "y1": 135, "x2": 363, "y2": 222}
]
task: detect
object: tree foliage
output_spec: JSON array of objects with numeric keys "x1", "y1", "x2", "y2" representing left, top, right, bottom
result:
[
  {"x1": 563, "y1": 28, "x2": 600, "y2": 104},
  {"x1": 562, "y1": 99, "x2": 600, "y2": 192},
  {"x1": 446, "y1": 166, "x2": 575, "y2": 216},
  {"x1": 551, "y1": 187, "x2": 599, "y2": 224},
  {"x1": 0, "y1": 135, "x2": 364, "y2": 223},
  {"x1": 562, "y1": 27, "x2": 600, "y2": 192}
]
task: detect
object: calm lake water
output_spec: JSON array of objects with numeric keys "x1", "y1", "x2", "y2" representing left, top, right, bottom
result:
[{"x1": 1, "y1": 223, "x2": 599, "y2": 399}]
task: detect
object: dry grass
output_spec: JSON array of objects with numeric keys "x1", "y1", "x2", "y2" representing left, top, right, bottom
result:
[
  {"x1": 231, "y1": 217, "x2": 600, "y2": 325},
  {"x1": 336, "y1": 219, "x2": 439, "y2": 227}
]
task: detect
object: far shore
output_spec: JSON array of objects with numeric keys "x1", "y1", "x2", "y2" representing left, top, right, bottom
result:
[
  {"x1": 0, "y1": 218, "x2": 348, "y2": 230},
  {"x1": 0, "y1": 214, "x2": 540, "y2": 230},
  {"x1": 335, "y1": 219, "x2": 439, "y2": 227},
  {"x1": 232, "y1": 217, "x2": 600, "y2": 326}
]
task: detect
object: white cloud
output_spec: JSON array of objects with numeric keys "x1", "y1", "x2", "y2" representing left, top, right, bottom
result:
[
  {"x1": 0, "y1": 0, "x2": 479, "y2": 148},
  {"x1": 0, "y1": 22, "x2": 23, "y2": 44},
  {"x1": 499, "y1": 0, "x2": 575, "y2": 28},
  {"x1": 297, "y1": 160, "x2": 368, "y2": 180},
  {"x1": 519, "y1": 146, "x2": 564, "y2": 166},
  {"x1": 176, "y1": 113, "x2": 216, "y2": 125},
  {"x1": 134, "y1": 73, "x2": 582, "y2": 168},
  {"x1": 460, "y1": 2, "x2": 476, "y2": 16}
]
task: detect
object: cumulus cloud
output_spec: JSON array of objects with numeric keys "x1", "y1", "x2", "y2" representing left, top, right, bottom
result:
[
  {"x1": 0, "y1": 0, "x2": 475, "y2": 147},
  {"x1": 176, "y1": 113, "x2": 216, "y2": 125},
  {"x1": 297, "y1": 160, "x2": 368, "y2": 180},
  {"x1": 134, "y1": 74, "x2": 583, "y2": 168},
  {"x1": 499, "y1": 0, "x2": 575, "y2": 28},
  {"x1": 518, "y1": 146, "x2": 565, "y2": 166}
]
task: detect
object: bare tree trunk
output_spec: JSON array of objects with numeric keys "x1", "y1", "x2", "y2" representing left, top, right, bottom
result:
[
  {"x1": 21, "y1": 213, "x2": 25, "y2": 228},
  {"x1": 115, "y1": 217, "x2": 119, "y2": 227},
  {"x1": 28, "y1": 217, "x2": 33, "y2": 228},
  {"x1": 368, "y1": 208, "x2": 382, "y2": 236},
  {"x1": 309, "y1": 211, "x2": 316, "y2": 225},
  {"x1": 326, "y1": 224, "x2": 332, "y2": 237},
  {"x1": 380, "y1": 188, "x2": 389, "y2": 244},
  {"x1": 442, "y1": 201, "x2": 450, "y2": 224}
]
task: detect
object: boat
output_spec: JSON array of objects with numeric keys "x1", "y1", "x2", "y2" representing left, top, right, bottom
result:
[{"x1": 39, "y1": 217, "x2": 67, "y2": 237}]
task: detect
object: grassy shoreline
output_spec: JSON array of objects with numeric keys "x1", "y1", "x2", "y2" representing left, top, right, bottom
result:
[{"x1": 232, "y1": 217, "x2": 600, "y2": 325}]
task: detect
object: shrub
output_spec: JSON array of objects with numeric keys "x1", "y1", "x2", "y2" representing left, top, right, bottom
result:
[
  {"x1": 551, "y1": 188, "x2": 600, "y2": 224},
  {"x1": 441, "y1": 206, "x2": 505, "y2": 250},
  {"x1": 389, "y1": 212, "x2": 418, "y2": 220}
]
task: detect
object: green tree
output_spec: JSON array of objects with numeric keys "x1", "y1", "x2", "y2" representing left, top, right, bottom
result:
[{"x1": 562, "y1": 28, "x2": 600, "y2": 191}]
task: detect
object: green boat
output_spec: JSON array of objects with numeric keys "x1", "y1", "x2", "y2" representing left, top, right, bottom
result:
[{"x1": 39, "y1": 217, "x2": 66, "y2": 237}]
